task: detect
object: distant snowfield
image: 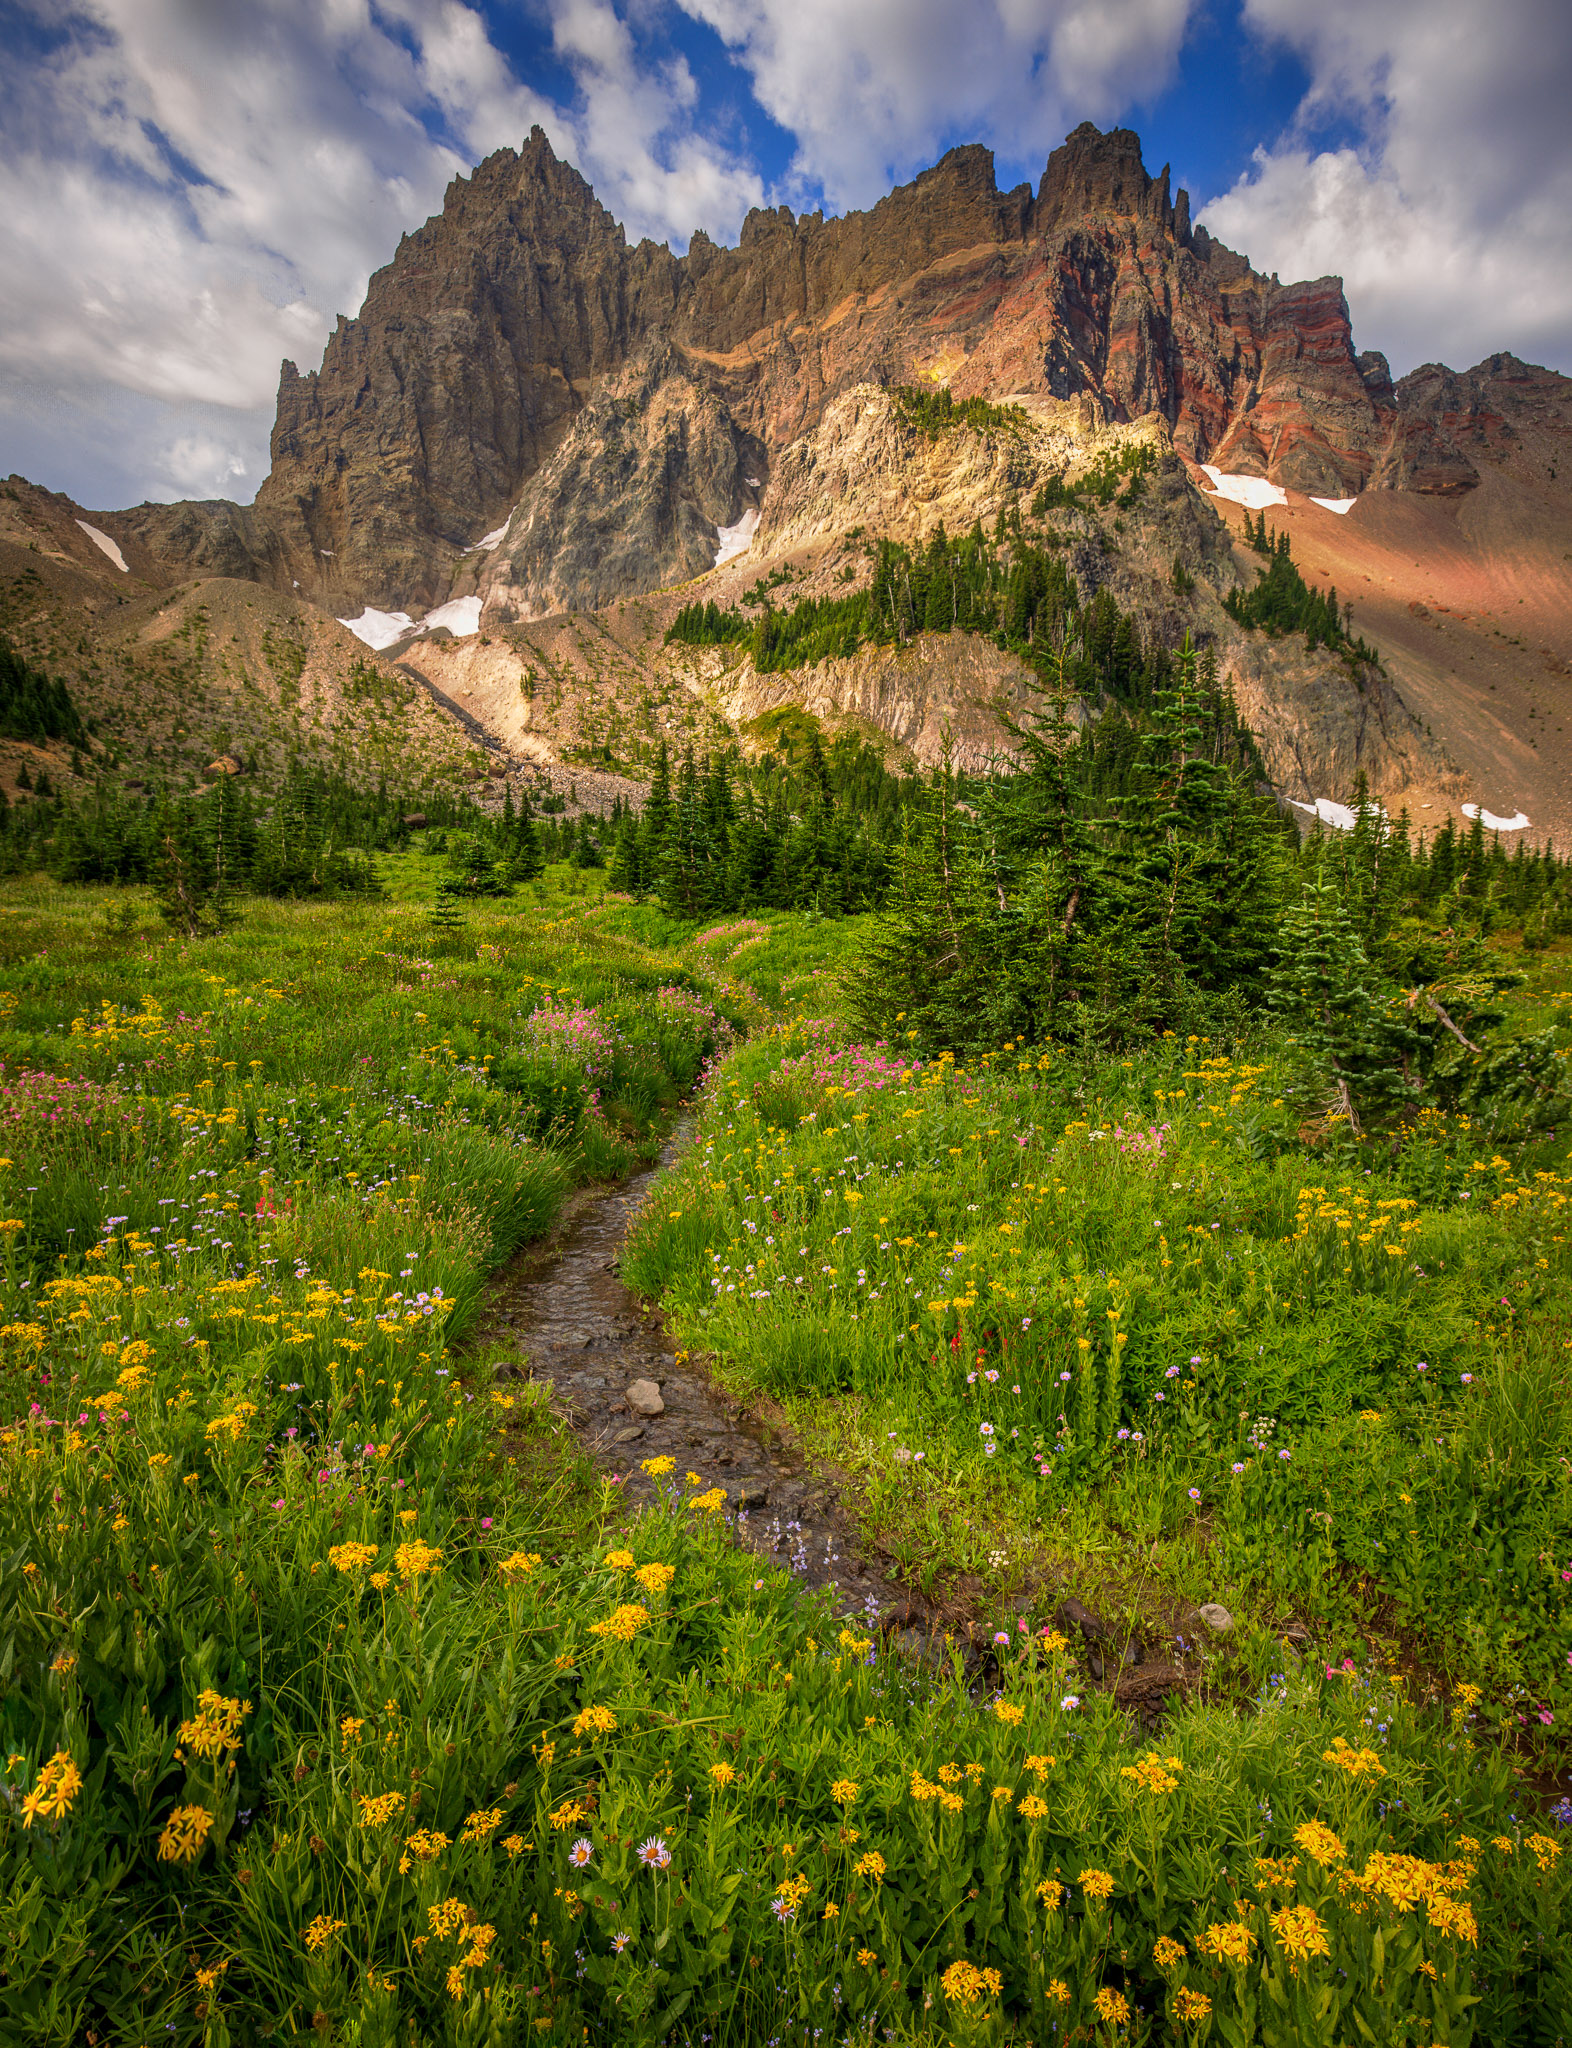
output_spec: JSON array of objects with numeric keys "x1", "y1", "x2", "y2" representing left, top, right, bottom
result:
[
  {"x1": 339, "y1": 595, "x2": 483, "y2": 649},
  {"x1": 1200, "y1": 465, "x2": 1286, "y2": 511},
  {"x1": 338, "y1": 607, "x2": 416, "y2": 650},
  {"x1": 714, "y1": 507, "x2": 759, "y2": 565},
  {"x1": 1289, "y1": 796, "x2": 1384, "y2": 832},
  {"x1": 472, "y1": 523, "x2": 508, "y2": 552},
  {"x1": 1463, "y1": 802, "x2": 1531, "y2": 831},
  {"x1": 76, "y1": 519, "x2": 127, "y2": 572},
  {"x1": 1311, "y1": 497, "x2": 1358, "y2": 515},
  {"x1": 423, "y1": 596, "x2": 482, "y2": 637}
]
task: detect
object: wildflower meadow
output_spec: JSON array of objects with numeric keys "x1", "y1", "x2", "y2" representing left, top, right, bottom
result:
[{"x1": 0, "y1": 872, "x2": 1569, "y2": 2045}]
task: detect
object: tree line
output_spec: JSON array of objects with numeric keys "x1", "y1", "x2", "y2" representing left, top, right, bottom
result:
[
  {"x1": 850, "y1": 640, "x2": 1569, "y2": 1131},
  {"x1": 1223, "y1": 514, "x2": 1381, "y2": 661}
]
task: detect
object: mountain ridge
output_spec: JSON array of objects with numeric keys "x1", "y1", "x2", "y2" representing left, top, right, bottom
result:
[
  {"x1": 6, "y1": 121, "x2": 1571, "y2": 848},
  {"x1": 103, "y1": 122, "x2": 1572, "y2": 621}
]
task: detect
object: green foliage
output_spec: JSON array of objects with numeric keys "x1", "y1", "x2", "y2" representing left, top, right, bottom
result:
[
  {"x1": 628, "y1": 992, "x2": 1572, "y2": 1738},
  {"x1": 2, "y1": 889, "x2": 1568, "y2": 2043},
  {"x1": 1225, "y1": 518, "x2": 1380, "y2": 660},
  {"x1": 0, "y1": 634, "x2": 88, "y2": 747},
  {"x1": 890, "y1": 382, "x2": 1029, "y2": 438},
  {"x1": 851, "y1": 641, "x2": 1290, "y2": 1050},
  {"x1": 1031, "y1": 443, "x2": 1157, "y2": 514}
]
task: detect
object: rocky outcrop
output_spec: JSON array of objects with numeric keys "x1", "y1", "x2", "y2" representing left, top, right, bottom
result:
[
  {"x1": 102, "y1": 121, "x2": 1547, "y2": 620},
  {"x1": 478, "y1": 344, "x2": 766, "y2": 624}
]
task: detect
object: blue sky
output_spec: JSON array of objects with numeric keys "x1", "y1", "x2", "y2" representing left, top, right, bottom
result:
[{"x1": 0, "y1": 0, "x2": 1566, "y2": 509}]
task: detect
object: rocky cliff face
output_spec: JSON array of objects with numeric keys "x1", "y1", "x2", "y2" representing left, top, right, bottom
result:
[
  {"x1": 20, "y1": 117, "x2": 1569, "y2": 842},
  {"x1": 158, "y1": 119, "x2": 1562, "y2": 621}
]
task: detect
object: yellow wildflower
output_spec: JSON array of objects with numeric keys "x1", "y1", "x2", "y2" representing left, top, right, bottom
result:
[
  {"x1": 1294, "y1": 1820, "x2": 1346, "y2": 1865},
  {"x1": 21, "y1": 1751, "x2": 81, "y2": 1827},
  {"x1": 605, "y1": 1550, "x2": 636, "y2": 1569},
  {"x1": 1094, "y1": 1987, "x2": 1131, "y2": 2024},
  {"x1": 589, "y1": 1603, "x2": 649, "y2": 1643},
  {"x1": 1271, "y1": 1903, "x2": 1331, "y2": 1969},
  {"x1": 1153, "y1": 1936, "x2": 1187, "y2": 1968},
  {"x1": 157, "y1": 1804, "x2": 215, "y2": 1864},
  {"x1": 402, "y1": 1829, "x2": 449, "y2": 1862},
  {"x1": 831, "y1": 1779, "x2": 859, "y2": 1805},
  {"x1": 1322, "y1": 1736, "x2": 1386, "y2": 1779},
  {"x1": 177, "y1": 1691, "x2": 249, "y2": 1763},
  {"x1": 303, "y1": 1915, "x2": 345, "y2": 1953},
  {"x1": 993, "y1": 1700, "x2": 1025, "y2": 1726},
  {"x1": 854, "y1": 1850, "x2": 886, "y2": 1885},
  {"x1": 573, "y1": 1705, "x2": 618, "y2": 1738},
  {"x1": 1173, "y1": 1987, "x2": 1212, "y2": 2023},
  {"x1": 1428, "y1": 1897, "x2": 1479, "y2": 1945},
  {"x1": 1122, "y1": 1751, "x2": 1182, "y2": 1795},
  {"x1": 1198, "y1": 1921, "x2": 1255, "y2": 1966},
  {"x1": 1080, "y1": 1868, "x2": 1115, "y2": 1901},
  {"x1": 634, "y1": 1562, "x2": 676, "y2": 1596},
  {"x1": 499, "y1": 1551, "x2": 542, "y2": 1579},
  {"x1": 940, "y1": 1959, "x2": 1003, "y2": 2010},
  {"x1": 328, "y1": 1542, "x2": 378, "y2": 1574},
  {"x1": 394, "y1": 1540, "x2": 443, "y2": 1578}
]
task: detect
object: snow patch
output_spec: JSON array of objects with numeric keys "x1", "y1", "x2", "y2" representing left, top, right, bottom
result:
[
  {"x1": 422, "y1": 595, "x2": 482, "y2": 637},
  {"x1": 1289, "y1": 796, "x2": 1385, "y2": 833},
  {"x1": 1200, "y1": 464, "x2": 1287, "y2": 511},
  {"x1": 1462, "y1": 803, "x2": 1530, "y2": 832},
  {"x1": 745, "y1": 476, "x2": 762, "y2": 488},
  {"x1": 339, "y1": 607, "x2": 416, "y2": 651},
  {"x1": 76, "y1": 520, "x2": 127, "y2": 572},
  {"x1": 471, "y1": 523, "x2": 508, "y2": 552},
  {"x1": 1311, "y1": 496, "x2": 1357, "y2": 515},
  {"x1": 714, "y1": 506, "x2": 759, "y2": 566}
]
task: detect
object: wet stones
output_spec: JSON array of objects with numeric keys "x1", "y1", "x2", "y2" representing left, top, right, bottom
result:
[{"x1": 625, "y1": 1379, "x2": 665, "y2": 1417}]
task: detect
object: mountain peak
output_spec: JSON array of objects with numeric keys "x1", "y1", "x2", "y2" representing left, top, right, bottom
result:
[{"x1": 1037, "y1": 121, "x2": 1173, "y2": 235}]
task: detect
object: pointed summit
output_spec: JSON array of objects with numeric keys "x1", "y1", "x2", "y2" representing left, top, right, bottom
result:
[{"x1": 1037, "y1": 122, "x2": 1174, "y2": 235}]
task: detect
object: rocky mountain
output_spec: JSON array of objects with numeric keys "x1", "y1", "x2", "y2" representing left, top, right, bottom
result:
[
  {"x1": 105, "y1": 122, "x2": 1566, "y2": 617},
  {"x1": 8, "y1": 120, "x2": 1572, "y2": 841}
]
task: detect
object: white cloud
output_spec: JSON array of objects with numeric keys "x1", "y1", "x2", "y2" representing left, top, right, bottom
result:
[
  {"x1": 0, "y1": 0, "x2": 766, "y2": 506},
  {"x1": 674, "y1": 0, "x2": 1192, "y2": 209},
  {"x1": 1197, "y1": 0, "x2": 1572, "y2": 376}
]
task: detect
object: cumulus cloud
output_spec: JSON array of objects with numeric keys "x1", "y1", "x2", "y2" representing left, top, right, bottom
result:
[
  {"x1": 677, "y1": 0, "x2": 1192, "y2": 209},
  {"x1": 0, "y1": 0, "x2": 765, "y2": 504},
  {"x1": 1198, "y1": 0, "x2": 1572, "y2": 376}
]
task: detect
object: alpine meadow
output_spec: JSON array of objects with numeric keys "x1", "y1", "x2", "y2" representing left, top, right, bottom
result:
[{"x1": 2, "y1": 55, "x2": 1572, "y2": 2048}]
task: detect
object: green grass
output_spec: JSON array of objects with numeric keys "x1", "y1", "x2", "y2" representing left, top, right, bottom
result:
[
  {"x1": 0, "y1": 880, "x2": 1568, "y2": 2045},
  {"x1": 624, "y1": 987, "x2": 1572, "y2": 1740}
]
